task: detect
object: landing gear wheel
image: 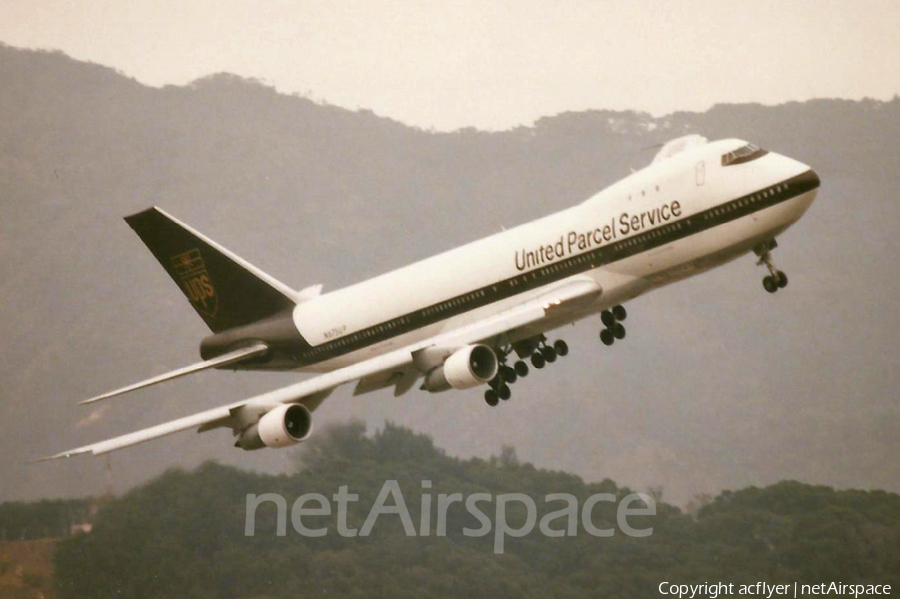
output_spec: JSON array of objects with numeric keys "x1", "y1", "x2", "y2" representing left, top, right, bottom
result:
[
  {"x1": 484, "y1": 389, "x2": 499, "y2": 406},
  {"x1": 541, "y1": 346, "x2": 557, "y2": 363},
  {"x1": 553, "y1": 340, "x2": 569, "y2": 356},
  {"x1": 502, "y1": 366, "x2": 517, "y2": 385},
  {"x1": 612, "y1": 305, "x2": 627, "y2": 321},
  {"x1": 531, "y1": 352, "x2": 546, "y2": 369},
  {"x1": 755, "y1": 240, "x2": 788, "y2": 295},
  {"x1": 612, "y1": 322, "x2": 626, "y2": 340},
  {"x1": 776, "y1": 271, "x2": 788, "y2": 288},
  {"x1": 600, "y1": 329, "x2": 615, "y2": 346},
  {"x1": 601, "y1": 310, "x2": 616, "y2": 328},
  {"x1": 498, "y1": 384, "x2": 511, "y2": 401},
  {"x1": 514, "y1": 360, "x2": 529, "y2": 377}
]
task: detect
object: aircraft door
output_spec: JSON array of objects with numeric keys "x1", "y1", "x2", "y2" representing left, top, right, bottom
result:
[{"x1": 695, "y1": 161, "x2": 706, "y2": 186}]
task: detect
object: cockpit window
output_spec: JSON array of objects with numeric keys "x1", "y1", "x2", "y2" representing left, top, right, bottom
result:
[{"x1": 721, "y1": 143, "x2": 768, "y2": 166}]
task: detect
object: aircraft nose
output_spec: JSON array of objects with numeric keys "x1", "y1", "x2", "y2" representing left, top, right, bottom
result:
[{"x1": 795, "y1": 167, "x2": 820, "y2": 193}]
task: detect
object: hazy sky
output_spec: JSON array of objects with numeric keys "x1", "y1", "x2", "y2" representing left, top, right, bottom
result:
[{"x1": 1, "y1": 0, "x2": 898, "y2": 130}]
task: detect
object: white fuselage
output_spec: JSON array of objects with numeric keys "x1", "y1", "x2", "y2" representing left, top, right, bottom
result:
[{"x1": 291, "y1": 138, "x2": 818, "y2": 371}]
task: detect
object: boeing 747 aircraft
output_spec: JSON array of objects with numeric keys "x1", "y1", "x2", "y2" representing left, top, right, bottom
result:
[{"x1": 43, "y1": 135, "x2": 819, "y2": 460}]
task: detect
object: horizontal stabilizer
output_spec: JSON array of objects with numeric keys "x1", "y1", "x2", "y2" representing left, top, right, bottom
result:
[{"x1": 79, "y1": 343, "x2": 269, "y2": 405}]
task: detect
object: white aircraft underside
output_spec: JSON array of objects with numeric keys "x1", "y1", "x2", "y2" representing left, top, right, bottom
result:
[{"x1": 42, "y1": 135, "x2": 819, "y2": 461}]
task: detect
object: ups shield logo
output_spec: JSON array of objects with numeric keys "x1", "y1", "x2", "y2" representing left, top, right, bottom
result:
[{"x1": 170, "y1": 249, "x2": 218, "y2": 317}]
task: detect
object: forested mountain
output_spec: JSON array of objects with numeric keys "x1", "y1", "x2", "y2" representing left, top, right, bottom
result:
[
  {"x1": 0, "y1": 499, "x2": 90, "y2": 541},
  {"x1": 49, "y1": 423, "x2": 900, "y2": 599},
  {"x1": 1, "y1": 43, "x2": 899, "y2": 505}
]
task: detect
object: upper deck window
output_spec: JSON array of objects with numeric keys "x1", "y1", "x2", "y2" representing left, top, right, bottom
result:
[{"x1": 721, "y1": 143, "x2": 768, "y2": 166}]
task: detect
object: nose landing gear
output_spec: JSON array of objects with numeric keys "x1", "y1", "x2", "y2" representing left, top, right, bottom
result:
[{"x1": 755, "y1": 240, "x2": 788, "y2": 294}]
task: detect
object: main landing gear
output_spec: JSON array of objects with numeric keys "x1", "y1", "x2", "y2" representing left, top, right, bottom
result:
[
  {"x1": 483, "y1": 336, "x2": 569, "y2": 406},
  {"x1": 599, "y1": 305, "x2": 627, "y2": 346},
  {"x1": 754, "y1": 240, "x2": 788, "y2": 294}
]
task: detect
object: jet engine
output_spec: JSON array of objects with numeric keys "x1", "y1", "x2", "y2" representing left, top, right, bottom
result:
[
  {"x1": 236, "y1": 404, "x2": 313, "y2": 450},
  {"x1": 423, "y1": 344, "x2": 498, "y2": 392}
]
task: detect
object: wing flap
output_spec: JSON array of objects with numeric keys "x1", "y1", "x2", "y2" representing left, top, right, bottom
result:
[{"x1": 353, "y1": 368, "x2": 421, "y2": 397}]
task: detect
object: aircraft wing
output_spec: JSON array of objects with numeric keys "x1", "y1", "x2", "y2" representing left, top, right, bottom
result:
[
  {"x1": 39, "y1": 346, "x2": 417, "y2": 460},
  {"x1": 39, "y1": 278, "x2": 601, "y2": 461},
  {"x1": 38, "y1": 402, "x2": 244, "y2": 460}
]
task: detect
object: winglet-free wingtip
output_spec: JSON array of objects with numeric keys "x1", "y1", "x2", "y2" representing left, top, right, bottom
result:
[
  {"x1": 80, "y1": 389, "x2": 123, "y2": 405},
  {"x1": 31, "y1": 447, "x2": 93, "y2": 464}
]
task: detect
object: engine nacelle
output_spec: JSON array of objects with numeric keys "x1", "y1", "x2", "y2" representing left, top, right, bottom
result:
[
  {"x1": 423, "y1": 344, "x2": 498, "y2": 392},
  {"x1": 236, "y1": 404, "x2": 313, "y2": 450}
]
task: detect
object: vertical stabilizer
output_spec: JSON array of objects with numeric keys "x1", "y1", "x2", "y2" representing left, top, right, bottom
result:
[{"x1": 125, "y1": 207, "x2": 298, "y2": 333}]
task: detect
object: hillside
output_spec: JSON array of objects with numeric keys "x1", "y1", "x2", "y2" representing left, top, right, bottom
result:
[
  {"x1": 1, "y1": 43, "x2": 899, "y2": 505},
  {"x1": 0, "y1": 540, "x2": 57, "y2": 599},
  {"x1": 51, "y1": 423, "x2": 900, "y2": 599}
]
